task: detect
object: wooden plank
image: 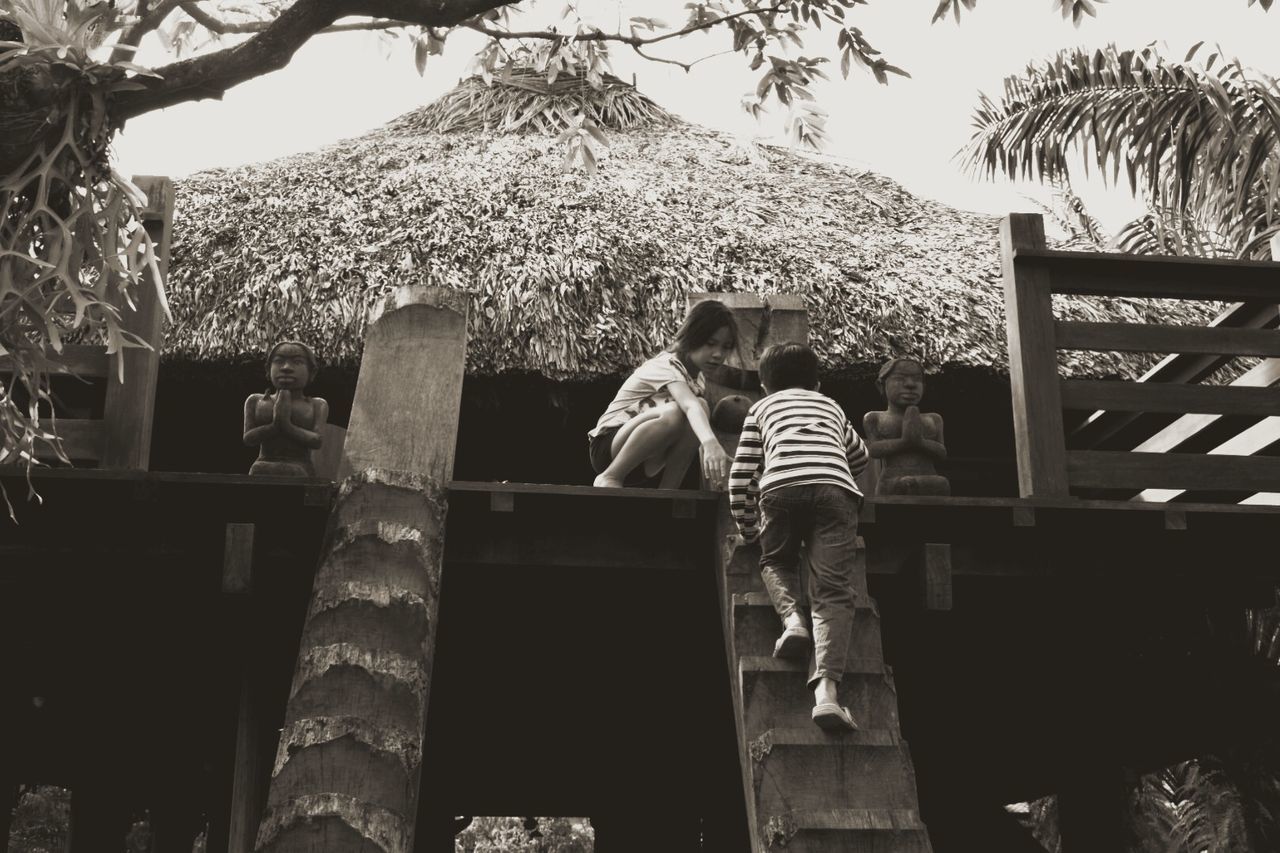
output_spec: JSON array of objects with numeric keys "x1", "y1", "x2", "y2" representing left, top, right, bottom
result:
[
  {"x1": 921, "y1": 543, "x2": 953, "y2": 611},
  {"x1": 1132, "y1": 358, "x2": 1280, "y2": 454},
  {"x1": 1001, "y1": 214, "x2": 1070, "y2": 497},
  {"x1": 1061, "y1": 378, "x2": 1280, "y2": 416},
  {"x1": 1068, "y1": 450, "x2": 1280, "y2": 492},
  {"x1": 1014, "y1": 247, "x2": 1280, "y2": 302},
  {"x1": 32, "y1": 418, "x2": 104, "y2": 461},
  {"x1": 222, "y1": 523, "x2": 255, "y2": 594},
  {"x1": 340, "y1": 288, "x2": 469, "y2": 479},
  {"x1": 448, "y1": 480, "x2": 720, "y2": 502},
  {"x1": 1056, "y1": 321, "x2": 1280, "y2": 358},
  {"x1": 1070, "y1": 302, "x2": 1279, "y2": 446},
  {"x1": 1137, "y1": 416, "x2": 1280, "y2": 502},
  {"x1": 0, "y1": 344, "x2": 109, "y2": 378},
  {"x1": 100, "y1": 175, "x2": 171, "y2": 469},
  {"x1": 226, "y1": 679, "x2": 265, "y2": 853}
]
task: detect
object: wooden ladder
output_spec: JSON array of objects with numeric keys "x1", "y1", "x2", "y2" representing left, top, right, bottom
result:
[{"x1": 715, "y1": 506, "x2": 933, "y2": 852}]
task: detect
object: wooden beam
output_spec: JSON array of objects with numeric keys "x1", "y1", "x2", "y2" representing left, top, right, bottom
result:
[
  {"x1": 921, "y1": 543, "x2": 953, "y2": 611},
  {"x1": 1136, "y1": 417, "x2": 1280, "y2": 502},
  {"x1": 226, "y1": 679, "x2": 265, "y2": 853},
  {"x1": 1060, "y1": 378, "x2": 1280, "y2": 416},
  {"x1": 0, "y1": 344, "x2": 110, "y2": 378},
  {"x1": 30, "y1": 418, "x2": 104, "y2": 462},
  {"x1": 1014, "y1": 247, "x2": 1280, "y2": 302},
  {"x1": 1056, "y1": 321, "x2": 1280, "y2": 358},
  {"x1": 222, "y1": 523, "x2": 255, "y2": 594},
  {"x1": 100, "y1": 175, "x2": 171, "y2": 470},
  {"x1": 1131, "y1": 358, "x2": 1280, "y2": 454},
  {"x1": 1068, "y1": 450, "x2": 1280, "y2": 492},
  {"x1": 1001, "y1": 214, "x2": 1070, "y2": 497},
  {"x1": 1070, "y1": 302, "x2": 1279, "y2": 447}
]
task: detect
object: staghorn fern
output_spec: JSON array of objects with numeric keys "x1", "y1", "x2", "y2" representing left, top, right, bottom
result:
[{"x1": 0, "y1": 0, "x2": 166, "y2": 504}]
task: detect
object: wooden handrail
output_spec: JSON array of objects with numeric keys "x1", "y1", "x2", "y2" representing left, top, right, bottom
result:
[
  {"x1": 1001, "y1": 212, "x2": 1280, "y2": 501},
  {"x1": 1013, "y1": 247, "x2": 1280, "y2": 301}
]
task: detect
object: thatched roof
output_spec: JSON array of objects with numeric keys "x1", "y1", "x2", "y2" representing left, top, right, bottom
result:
[{"x1": 165, "y1": 71, "x2": 1213, "y2": 380}]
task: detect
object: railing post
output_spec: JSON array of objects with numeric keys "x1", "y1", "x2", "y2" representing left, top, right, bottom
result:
[
  {"x1": 100, "y1": 175, "x2": 171, "y2": 470},
  {"x1": 1001, "y1": 214, "x2": 1070, "y2": 497}
]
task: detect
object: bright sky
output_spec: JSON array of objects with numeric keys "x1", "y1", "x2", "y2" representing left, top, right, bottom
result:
[{"x1": 113, "y1": 0, "x2": 1280, "y2": 234}]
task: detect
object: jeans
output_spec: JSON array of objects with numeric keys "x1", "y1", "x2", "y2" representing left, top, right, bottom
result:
[{"x1": 758, "y1": 483, "x2": 860, "y2": 689}]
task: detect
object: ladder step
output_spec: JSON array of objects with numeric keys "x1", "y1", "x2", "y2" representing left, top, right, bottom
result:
[
  {"x1": 740, "y1": 657, "x2": 900, "y2": 735},
  {"x1": 760, "y1": 809, "x2": 932, "y2": 853},
  {"x1": 733, "y1": 593, "x2": 883, "y2": 661},
  {"x1": 748, "y1": 730, "x2": 923, "y2": 814}
]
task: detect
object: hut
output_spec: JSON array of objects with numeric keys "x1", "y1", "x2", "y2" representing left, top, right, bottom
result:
[{"x1": 158, "y1": 67, "x2": 1214, "y2": 488}]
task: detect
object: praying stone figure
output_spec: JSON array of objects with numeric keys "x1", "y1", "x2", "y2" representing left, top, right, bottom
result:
[
  {"x1": 243, "y1": 341, "x2": 329, "y2": 477},
  {"x1": 863, "y1": 356, "x2": 950, "y2": 496}
]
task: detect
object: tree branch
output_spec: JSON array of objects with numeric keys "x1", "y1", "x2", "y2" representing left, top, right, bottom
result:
[
  {"x1": 462, "y1": 5, "x2": 787, "y2": 48},
  {"x1": 110, "y1": 0, "x2": 184, "y2": 63},
  {"x1": 110, "y1": 0, "x2": 516, "y2": 121},
  {"x1": 177, "y1": 2, "x2": 404, "y2": 35}
]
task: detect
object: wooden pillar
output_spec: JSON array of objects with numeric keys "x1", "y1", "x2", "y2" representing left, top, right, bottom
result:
[
  {"x1": 255, "y1": 287, "x2": 467, "y2": 853},
  {"x1": 1000, "y1": 213, "x2": 1069, "y2": 498},
  {"x1": 101, "y1": 175, "x2": 171, "y2": 470}
]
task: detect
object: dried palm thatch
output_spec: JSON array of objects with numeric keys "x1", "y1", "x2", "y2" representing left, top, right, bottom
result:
[
  {"x1": 165, "y1": 72, "x2": 1217, "y2": 380},
  {"x1": 396, "y1": 66, "x2": 678, "y2": 135}
]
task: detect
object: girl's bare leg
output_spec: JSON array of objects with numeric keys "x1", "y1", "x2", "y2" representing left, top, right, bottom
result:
[
  {"x1": 657, "y1": 398, "x2": 710, "y2": 489},
  {"x1": 593, "y1": 403, "x2": 686, "y2": 488}
]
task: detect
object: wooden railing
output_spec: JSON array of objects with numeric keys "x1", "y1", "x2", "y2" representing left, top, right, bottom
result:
[
  {"x1": 0, "y1": 175, "x2": 171, "y2": 469},
  {"x1": 1001, "y1": 213, "x2": 1280, "y2": 500}
]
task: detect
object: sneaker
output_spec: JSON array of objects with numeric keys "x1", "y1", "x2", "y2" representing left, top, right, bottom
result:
[{"x1": 773, "y1": 624, "x2": 812, "y2": 659}]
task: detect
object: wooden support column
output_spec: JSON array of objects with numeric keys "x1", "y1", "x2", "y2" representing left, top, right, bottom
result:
[
  {"x1": 101, "y1": 175, "x2": 171, "y2": 470},
  {"x1": 1001, "y1": 214, "x2": 1070, "y2": 497},
  {"x1": 921, "y1": 543, "x2": 953, "y2": 610},
  {"x1": 256, "y1": 287, "x2": 467, "y2": 853}
]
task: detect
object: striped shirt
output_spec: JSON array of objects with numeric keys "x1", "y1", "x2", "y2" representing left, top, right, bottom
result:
[{"x1": 728, "y1": 388, "x2": 868, "y2": 540}]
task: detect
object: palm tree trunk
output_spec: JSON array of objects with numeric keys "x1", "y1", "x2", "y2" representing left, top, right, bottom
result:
[{"x1": 254, "y1": 287, "x2": 468, "y2": 853}]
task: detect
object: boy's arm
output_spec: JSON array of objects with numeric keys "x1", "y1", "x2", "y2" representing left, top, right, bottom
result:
[
  {"x1": 729, "y1": 413, "x2": 764, "y2": 541},
  {"x1": 844, "y1": 417, "x2": 869, "y2": 479}
]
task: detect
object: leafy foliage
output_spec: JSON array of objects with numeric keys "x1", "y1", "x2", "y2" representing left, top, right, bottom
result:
[
  {"x1": 0, "y1": 0, "x2": 165, "y2": 488},
  {"x1": 962, "y1": 44, "x2": 1280, "y2": 259},
  {"x1": 454, "y1": 816, "x2": 593, "y2": 852}
]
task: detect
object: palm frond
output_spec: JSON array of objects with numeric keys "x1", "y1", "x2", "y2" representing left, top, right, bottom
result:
[{"x1": 961, "y1": 45, "x2": 1280, "y2": 258}]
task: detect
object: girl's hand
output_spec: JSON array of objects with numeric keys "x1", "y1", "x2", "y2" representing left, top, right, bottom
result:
[{"x1": 701, "y1": 439, "x2": 731, "y2": 489}]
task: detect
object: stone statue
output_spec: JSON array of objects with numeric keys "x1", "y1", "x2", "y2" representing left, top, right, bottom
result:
[
  {"x1": 863, "y1": 356, "x2": 950, "y2": 496},
  {"x1": 243, "y1": 341, "x2": 329, "y2": 476}
]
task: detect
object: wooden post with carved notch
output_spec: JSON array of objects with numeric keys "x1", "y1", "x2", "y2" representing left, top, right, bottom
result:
[
  {"x1": 100, "y1": 175, "x2": 170, "y2": 470},
  {"x1": 254, "y1": 287, "x2": 467, "y2": 853},
  {"x1": 1001, "y1": 213, "x2": 1070, "y2": 498}
]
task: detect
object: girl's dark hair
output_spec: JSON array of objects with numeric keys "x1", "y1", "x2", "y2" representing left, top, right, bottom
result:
[
  {"x1": 874, "y1": 356, "x2": 924, "y2": 397},
  {"x1": 669, "y1": 299, "x2": 739, "y2": 356},
  {"x1": 265, "y1": 340, "x2": 319, "y2": 394}
]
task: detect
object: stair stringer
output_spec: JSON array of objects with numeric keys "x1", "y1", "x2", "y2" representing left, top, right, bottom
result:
[{"x1": 716, "y1": 503, "x2": 934, "y2": 852}]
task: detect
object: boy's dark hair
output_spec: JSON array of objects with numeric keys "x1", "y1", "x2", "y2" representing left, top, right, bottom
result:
[
  {"x1": 670, "y1": 299, "x2": 739, "y2": 356},
  {"x1": 759, "y1": 342, "x2": 819, "y2": 391}
]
